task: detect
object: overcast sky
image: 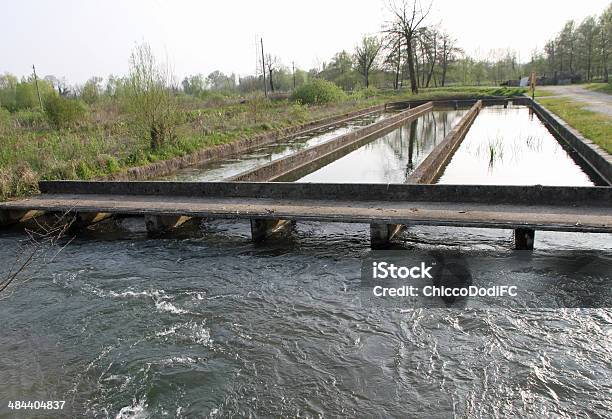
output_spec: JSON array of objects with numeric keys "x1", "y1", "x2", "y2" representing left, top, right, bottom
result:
[{"x1": 1, "y1": 0, "x2": 610, "y2": 84}]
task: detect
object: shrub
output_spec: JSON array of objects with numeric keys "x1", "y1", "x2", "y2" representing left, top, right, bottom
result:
[
  {"x1": 13, "y1": 109, "x2": 48, "y2": 129},
  {"x1": 0, "y1": 108, "x2": 11, "y2": 134},
  {"x1": 0, "y1": 168, "x2": 11, "y2": 200},
  {"x1": 96, "y1": 154, "x2": 121, "y2": 174},
  {"x1": 125, "y1": 43, "x2": 178, "y2": 151},
  {"x1": 292, "y1": 79, "x2": 346, "y2": 105},
  {"x1": 352, "y1": 86, "x2": 379, "y2": 100},
  {"x1": 15, "y1": 83, "x2": 39, "y2": 110},
  {"x1": 199, "y1": 90, "x2": 230, "y2": 107},
  {"x1": 12, "y1": 162, "x2": 39, "y2": 196},
  {"x1": 44, "y1": 94, "x2": 88, "y2": 129},
  {"x1": 75, "y1": 161, "x2": 95, "y2": 178}
]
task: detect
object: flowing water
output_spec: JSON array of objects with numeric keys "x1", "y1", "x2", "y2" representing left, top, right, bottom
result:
[{"x1": 0, "y1": 106, "x2": 610, "y2": 418}]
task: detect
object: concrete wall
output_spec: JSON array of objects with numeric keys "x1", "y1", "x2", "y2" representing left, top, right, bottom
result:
[
  {"x1": 106, "y1": 103, "x2": 387, "y2": 182},
  {"x1": 38, "y1": 181, "x2": 612, "y2": 207},
  {"x1": 388, "y1": 96, "x2": 529, "y2": 110},
  {"x1": 530, "y1": 98, "x2": 612, "y2": 186},
  {"x1": 229, "y1": 102, "x2": 434, "y2": 182},
  {"x1": 409, "y1": 101, "x2": 482, "y2": 184}
]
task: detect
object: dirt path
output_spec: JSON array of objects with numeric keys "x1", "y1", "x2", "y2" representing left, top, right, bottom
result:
[{"x1": 539, "y1": 85, "x2": 612, "y2": 117}]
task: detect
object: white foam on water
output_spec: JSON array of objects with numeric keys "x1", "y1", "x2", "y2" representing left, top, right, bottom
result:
[
  {"x1": 109, "y1": 289, "x2": 165, "y2": 299},
  {"x1": 160, "y1": 356, "x2": 198, "y2": 366},
  {"x1": 189, "y1": 321, "x2": 213, "y2": 346},
  {"x1": 116, "y1": 397, "x2": 147, "y2": 419},
  {"x1": 155, "y1": 299, "x2": 189, "y2": 315},
  {"x1": 156, "y1": 325, "x2": 179, "y2": 337}
]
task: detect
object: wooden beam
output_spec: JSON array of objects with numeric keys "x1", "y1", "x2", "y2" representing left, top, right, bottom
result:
[
  {"x1": 144, "y1": 215, "x2": 191, "y2": 235},
  {"x1": 250, "y1": 218, "x2": 293, "y2": 242}
]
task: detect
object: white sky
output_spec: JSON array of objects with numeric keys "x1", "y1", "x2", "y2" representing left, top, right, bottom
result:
[{"x1": 1, "y1": 0, "x2": 610, "y2": 84}]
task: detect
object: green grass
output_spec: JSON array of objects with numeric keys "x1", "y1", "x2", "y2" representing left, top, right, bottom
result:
[
  {"x1": 377, "y1": 86, "x2": 527, "y2": 101},
  {"x1": 584, "y1": 82, "x2": 612, "y2": 95},
  {"x1": 0, "y1": 86, "x2": 525, "y2": 201},
  {"x1": 530, "y1": 89, "x2": 556, "y2": 98},
  {"x1": 539, "y1": 97, "x2": 612, "y2": 153},
  {"x1": 0, "y1": 97, "x2": 383, "y2": 200}
]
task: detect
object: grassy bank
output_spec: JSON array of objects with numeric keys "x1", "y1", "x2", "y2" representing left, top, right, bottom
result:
[
  {"x1": 584, "y1": 83, "x2": 612, "y2": 95},
  {"x1": 538, "y1": 97, "x2": 612, "y2": 153},
  {"x1": 0, "y1": 86, "x2": 524, "y2": 201},
  {"x1": 531, "y1": 89, "x2": 556, "y2": 98}
]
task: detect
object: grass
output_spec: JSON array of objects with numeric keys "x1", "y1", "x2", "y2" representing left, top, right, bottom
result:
[
  {"x1": 0, "y1": 86, "x2": 525, "y2": 201},
  {"x1": 530, "y1": 89, "x2": 556, "y2": 98},
  {"x1": 584, "y1": 82, "x2": 612, "y2": 95},
  {"x1": 538, "y1": 97, "x2": 612, "y2": 153},
  {"x1": 381, "y1": 86, "x2": 527, "y2": 101}
]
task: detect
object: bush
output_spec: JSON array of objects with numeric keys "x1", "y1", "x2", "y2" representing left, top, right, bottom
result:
[
  {"x1": 0, "y1": 168, "x2": 11, "y2": 201},
  {"x1": 13, "y1": 109, "x2": 47, "y2": 129},
  {"x1": 15, "y1": 83, "x2": 39, "y2": 110},
  {"x1": 292, "y1": 79, "x2": 346, "y2": 105},
  {"x1": 199, "y1": 90, "x2": 230, "y2": 107},
  {"x1": 0, "y1": 108, "x2": 11, "y2": 134},
  {"x1": 125, "y1": 43, "x2": 178, "y2": 151},
  {"x1": 352, "y1": 86, "x2": 379, "y2": 100},
  {"x1": 12, "y1": 162, "x2": 39, "y2": 197},
  {"x1": 44, "y1": 94, "x2": 88, "y2": 129}
]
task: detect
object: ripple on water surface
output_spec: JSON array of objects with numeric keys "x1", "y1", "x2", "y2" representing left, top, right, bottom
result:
[{"x1": 0, "y1": 218, "x2": 610, "y2": 417}]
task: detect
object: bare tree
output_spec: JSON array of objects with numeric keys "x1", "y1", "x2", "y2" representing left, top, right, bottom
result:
[
  {"x1": 265, "y1": 54, "x2": 279, "y2": 92},
  {"x1": 354, "y1": 35, "x2": 382, "y2": 88},
  {"x1": 439, "y1": 32, "x2": 461, "y2": 87},
  {"x1": 385, "y1": 0, "x2": 432, "y2": 93},
  {"x1": 0, "y1": 213, "x2": 73, "y2": 297}
]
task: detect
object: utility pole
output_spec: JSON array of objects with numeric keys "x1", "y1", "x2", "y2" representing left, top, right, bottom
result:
[
  {"x1": 32, "y1": 64, "x2": 44, "y2": 111},
  {"x1": 260, "y1": 38, "x2": 267, "y2": 97},
  {"x1": 292, "y1": 61, "x2": 296, "y2": 90}
]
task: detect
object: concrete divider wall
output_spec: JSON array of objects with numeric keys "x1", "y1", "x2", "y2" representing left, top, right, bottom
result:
[
  {"x1": 228, "y1": 102, "x2": 434, "y2": 182},
  {"x1": 38, "y1": 181, "x2": 612, "y2": 207},
  {"x1": 388, "y1": 96, "x2": 529, "y2": 110},
  {"x1": 107, "y1": 103, "x2": 387, "y2": 181},
  {"x1": 409, "y1": 100, "x2": 483, "y2": 184},
  {"x1": 530, "y1": 98, "x2": 612, "y2": 186}
]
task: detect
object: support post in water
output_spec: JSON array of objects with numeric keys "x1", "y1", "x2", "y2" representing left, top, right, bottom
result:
[
  {"x1": 514, "y1": 228, "x2": 535, "y2": 250},
  {"x1": 370, "y1": 223, "x2": 404, "y2": 249},
  {"x1": 0, "y1": 209, "x2": 45, "y2": 227},
  {"x1": 145, "y1": 214, "x2": 191, "y2": 235},
  {"x1": 70, "y1": 212, "x2": 112, "y2": 230},
  {"x1": 250, "y1": 218, "x2": 292, "y2": 242}
]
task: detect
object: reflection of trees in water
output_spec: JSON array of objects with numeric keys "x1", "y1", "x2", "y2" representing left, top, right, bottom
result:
[
  {"x1": 258, "y1": 112, "x2": 385, "y2": 157},
  {"x1": 366, "y1": 111, "x2": 461, "y2": 181}
]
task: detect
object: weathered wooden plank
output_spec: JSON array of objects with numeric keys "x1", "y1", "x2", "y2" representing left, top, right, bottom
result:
[
  {"x1": 36, "y1": 182, "x2": 611, "y2": 207},
  {"x1": 1, "y1": 193, "x2": 609, "y2": 233}
]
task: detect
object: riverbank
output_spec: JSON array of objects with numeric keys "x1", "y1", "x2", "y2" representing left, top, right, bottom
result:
[{"x1": 0, "y1": 86, "x2": 524, "y2": 201}]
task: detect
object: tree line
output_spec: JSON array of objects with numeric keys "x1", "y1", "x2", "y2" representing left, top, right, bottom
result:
[
  {"x1": 1, "y1": 0, "x2": 611, "y2": 117},
  {"x1": 530, "y1": 3, "x2": 612, "y2": 83}
]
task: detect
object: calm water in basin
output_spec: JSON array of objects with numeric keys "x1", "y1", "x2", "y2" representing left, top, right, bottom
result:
[
  {"x1": 297, "y1": 110, "x2": 467, "y2": 183},
  {"x1": 163, "y1": 111, "x2": 392, "y2": 181},
  {"x1": 437, "y1": 106, "x2": 596, "y2": 186}
]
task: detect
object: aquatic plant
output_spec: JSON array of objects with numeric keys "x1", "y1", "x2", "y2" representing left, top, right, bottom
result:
[{"x1": 486, "y1": 137, "x2": 505, "y2": 169}]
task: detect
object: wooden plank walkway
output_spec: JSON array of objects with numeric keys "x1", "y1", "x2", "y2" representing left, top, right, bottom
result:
[
  {"x1": 1, "y1": 182, "x2": 610, "y2": 249},
  {"x1": 1, "y1": 192, "x2": 609, "y2": 233}
]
